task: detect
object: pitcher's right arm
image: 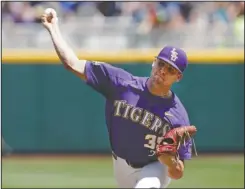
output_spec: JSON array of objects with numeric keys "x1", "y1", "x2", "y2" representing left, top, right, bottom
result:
[{"x1": 41, "y1": 8, "x2": 87, "y2": 80}]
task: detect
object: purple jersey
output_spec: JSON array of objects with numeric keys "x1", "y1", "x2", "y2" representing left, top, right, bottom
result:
[{"x1": 85, "y1": 61, "x2": 192, "y2": 164}]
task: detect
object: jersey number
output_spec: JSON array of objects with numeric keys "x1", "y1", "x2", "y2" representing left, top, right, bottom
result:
[{"x1": 144, "y1": 134, "x2": 164, "y2": 150}]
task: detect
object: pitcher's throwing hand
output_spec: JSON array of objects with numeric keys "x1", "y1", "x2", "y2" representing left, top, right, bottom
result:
[{"x1": 41, "y1": 8, "x2": 58, "y2": 31}]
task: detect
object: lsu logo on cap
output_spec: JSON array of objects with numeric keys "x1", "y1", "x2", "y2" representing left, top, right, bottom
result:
[{"x1": 170, "y1": 48, "x2": 178, "y2": 62}]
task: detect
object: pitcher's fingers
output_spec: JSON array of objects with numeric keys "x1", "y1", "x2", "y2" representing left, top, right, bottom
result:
[
  {"x1": 50, "y1": 9, "x2": 57, "y2": 18},
  {"x1": 41, "y1": 15, "x2": 47, "y2": 20},
  {"x1": 40, "y1": 16, "x2": 47, "y2": 23}
]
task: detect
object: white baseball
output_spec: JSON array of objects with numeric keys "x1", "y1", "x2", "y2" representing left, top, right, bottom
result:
[{"x1": 44, "y1": 8, "x2": 55, "y2": 15}]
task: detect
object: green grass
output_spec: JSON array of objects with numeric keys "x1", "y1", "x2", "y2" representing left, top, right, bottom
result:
[{"x1": 2, "y1": 154, "x2": 244, "y2": 188}]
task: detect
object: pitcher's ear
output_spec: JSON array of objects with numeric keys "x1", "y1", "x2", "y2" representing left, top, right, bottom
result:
[{"x1": 177, "y1": 74, "x2": 183, "y2": 82}]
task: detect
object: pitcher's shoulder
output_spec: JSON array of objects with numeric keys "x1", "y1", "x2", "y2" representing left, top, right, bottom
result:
[
  {"x1": 131, "y1": 76, "x2": 149, "y2": 91},
  {"x1": 117, "y1": 76, "x2": 147, "y2": 92},
  {"x1": 173, "y1": 94, "x2": 190, "y2": 123}
]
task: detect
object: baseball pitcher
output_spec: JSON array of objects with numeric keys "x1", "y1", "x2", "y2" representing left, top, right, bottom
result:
[{"x1": 41, "y1": 9, "x2": 197, "y2": 188}]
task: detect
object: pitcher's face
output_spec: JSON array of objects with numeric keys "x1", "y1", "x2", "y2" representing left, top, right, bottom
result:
[{"x1": 151, "y1": 58, "x2": 182, "y2": 87}]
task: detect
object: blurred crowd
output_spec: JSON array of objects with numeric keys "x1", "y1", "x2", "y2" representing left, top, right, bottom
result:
[
  {"x1": 2, "y1": 1, "x2": 244, "y2": 49},
  {"x1": 2, "y1": 1, "x2": 244, "y2": 26}
]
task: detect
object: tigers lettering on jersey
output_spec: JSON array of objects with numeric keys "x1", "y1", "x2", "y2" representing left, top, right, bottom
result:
[{"x1": 114, "y1": 100, "x2": 171, "y2": 135}]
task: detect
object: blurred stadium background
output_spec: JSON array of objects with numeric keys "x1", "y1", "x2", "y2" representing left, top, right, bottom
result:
[{"x1": 1, "y1": 1, "x2": 244, "y2": 188}]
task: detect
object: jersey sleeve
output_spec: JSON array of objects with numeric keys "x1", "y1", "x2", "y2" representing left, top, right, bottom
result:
[
  {"x1": 177, "y1": 114, "x2": 193, "y2": 160},
  {"x1": 84, "y1": 60, "x2": 133, "y2": 99}
]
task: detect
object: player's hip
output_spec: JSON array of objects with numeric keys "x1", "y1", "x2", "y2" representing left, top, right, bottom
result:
[{"x1": 112, "y1": 153, "x2": 171, "y2": 188}]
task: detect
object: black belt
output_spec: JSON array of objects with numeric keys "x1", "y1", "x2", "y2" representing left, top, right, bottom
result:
[{"x1": 112, "y1": 151, "x2": 157, "y2": 169}]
